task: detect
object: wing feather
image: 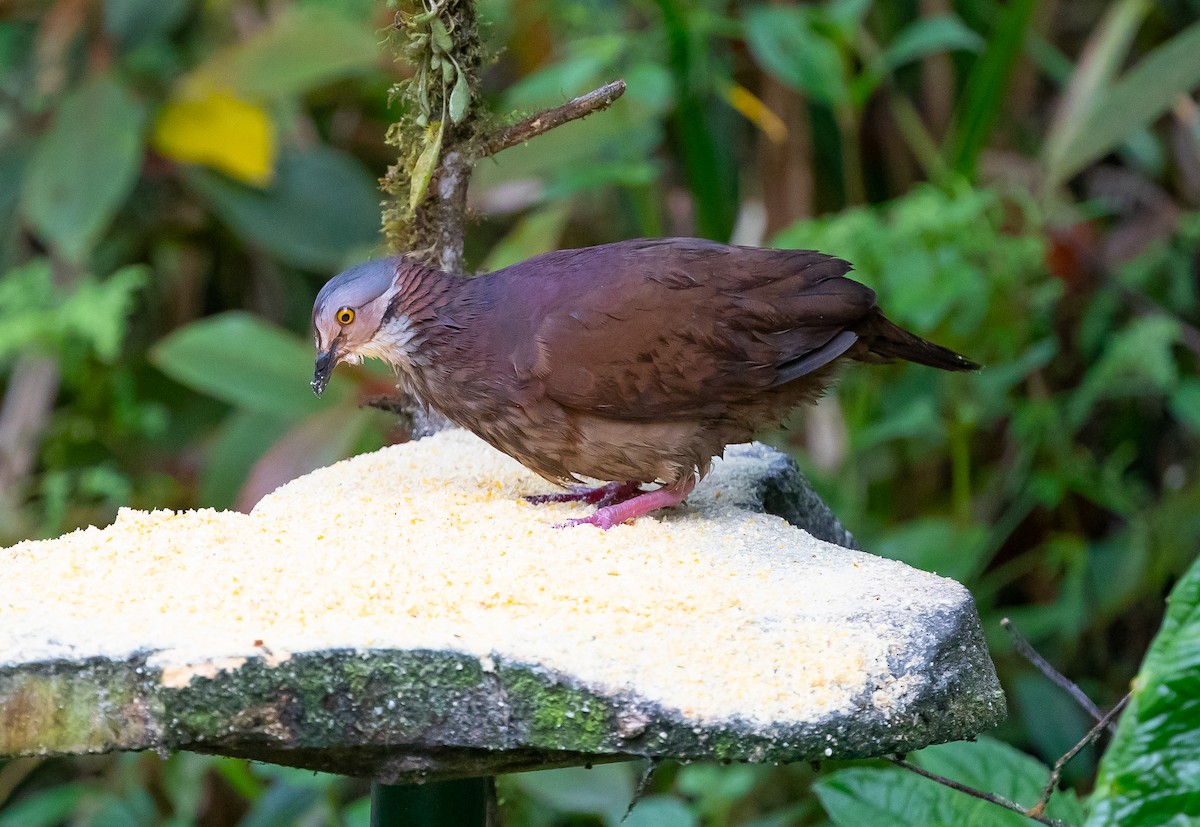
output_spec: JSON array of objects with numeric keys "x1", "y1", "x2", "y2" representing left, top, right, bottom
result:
[{"x1": 486, "y1": 238, "x2": 877, "y2": 420}]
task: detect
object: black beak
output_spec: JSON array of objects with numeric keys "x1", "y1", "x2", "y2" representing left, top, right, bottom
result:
[{"x1": 312, "y1": 346, "x2": 337, "y2": 396}]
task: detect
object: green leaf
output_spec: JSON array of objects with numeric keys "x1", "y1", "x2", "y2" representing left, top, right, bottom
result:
[
  {"x1": 674, "y1": 763, "x2": 769, "y2": 819},
  {"x1": 1049, "y1": 19, "x2": 1200, "y2": 186},
  {"x1": 237, "y1": 782, "x2": 322, "y2": 827},
  {"x1": 189, "y1": 5, "x2": 380, "y2": 100},
  {"x1": 103, "y1": 0, "x2": 190, "y2": 49},
  {"x1": 21, "y1": 73, "x2": 145, "y2": 263},
  {"x1": 946, "y1": 0, "x2": 1037, "y2": 176},
  {"x1": 150, "y1": 311, "x2": 345, "y2": 416},
  {"x1": 514, "y1": 764, "x2": 635, "y2": 824},
  {"x1": 481, "y1": 203, "x2": 572, "y2": 272},
  {"x1": 816, "y1": 737, "x2": 1084, "y2": 826},
  {"x1": 1067, "y1": 315, "x2": 1180, "y2": 426},
  {"x1": 0, "y1": 784, "x2": 89, "y2": 827},
  {"x1": 882, "y1": 16, "x2": 985, "y2": 71},
  {"x1": 185, "y1": 146, "x2": 379, "y2": 270},
  {"x1": 621, "y1": 796, "x2": 698, "y2": 827},
  {"x1": 826, "y1": 0, "x2": 873, "y2": 35},
  {"x1": 160, "y1": 753, "x2": 219, "y2": 822},
  {"x1": 1042, "y1": 0, "x2": 1150, "y2": 184},
  {"x1": 449, "y1": 69, "x2": 470, "y2": 123},
  {"x1": 0, "y1": 259, "x2": 146, "y2": 361},
  {"x1": 914, "y1": 738, "x2": 1085, "y2": 823},
  {"x1": 873, "y1": 517, "x2": 989, "y2": 583},
  {"x1": 815, "y1": 766, "x2": 1027, "y2": 826},
  {"x1": 1087, "y1": 555, "x2": 1200, "y2": 825},
  {"x1": 1169, "y1": 379, "x2": 1200, "y2": 432},
  {"x1": 744, "y1": 5, "x2": 848, "y2": 106},
  {"x1": 241, "y1": 407, "x2": 378, "y2": 511},
  {"x1": 201, "y1": 410, "x2": 292, "y2": 509},
  {"x1": 409, "y1": 121, "x2": 444, "y2": 212},
  {"x1": 429, "y1": 19, "x2": 453, "y2": 54}
]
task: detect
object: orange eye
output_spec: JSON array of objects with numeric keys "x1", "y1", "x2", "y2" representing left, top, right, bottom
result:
[{"x1": 336, "y1": 307, "x2": 355, "y2": 325}]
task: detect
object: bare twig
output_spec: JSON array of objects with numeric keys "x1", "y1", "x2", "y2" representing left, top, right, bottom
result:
[
  {"x1": 1029, "y1": 693, "x2": 1130, "y2": 818},
  {"x1": 887, "y1": 757, "x2": 1070, "y2": 827},
  {"x1": 1002, "y1": 617, "x2": 1114, "y2": 733},
  {"x1": 478, "y1": 79, "x2": 627, "y2": 158},
  {"x1": 621, "y1": 760, "x2": 658, "y2": 823}
]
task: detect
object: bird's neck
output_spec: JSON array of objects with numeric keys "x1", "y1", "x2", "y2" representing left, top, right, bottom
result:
[{"x1": 371, "y1": 258, "x2": 466, "y2": 387}]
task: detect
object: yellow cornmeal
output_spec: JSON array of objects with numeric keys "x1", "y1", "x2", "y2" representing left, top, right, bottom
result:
[{"x1": 0, "y1": 430, "x2": 962, "y2": 726}]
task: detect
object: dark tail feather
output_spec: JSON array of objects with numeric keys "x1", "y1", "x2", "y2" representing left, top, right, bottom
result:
[{"x1": 858, "y1": 312, "x2": 979, "y2": 372}]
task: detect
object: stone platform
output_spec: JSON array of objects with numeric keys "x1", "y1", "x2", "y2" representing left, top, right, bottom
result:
[{"x1": 0, "y1": 430, "x2": 1004, "y2": 781}]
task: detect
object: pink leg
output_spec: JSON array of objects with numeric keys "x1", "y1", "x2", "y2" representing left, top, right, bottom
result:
[
  {"x1": 556, "y1": 477, "x2": 697, "y2": 530},
  {"x1": 525, "y1": 481, "x2": 643, "y2": 508}
]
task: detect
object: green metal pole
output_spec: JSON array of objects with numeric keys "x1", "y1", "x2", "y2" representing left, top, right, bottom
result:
[{"x1": 370, "y1": 777, "x2": 490, "y2": 827}]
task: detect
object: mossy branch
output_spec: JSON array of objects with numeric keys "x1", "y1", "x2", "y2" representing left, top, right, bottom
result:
[{"x1": 381, "y1": 0, "x2": 625, "y2": 275}]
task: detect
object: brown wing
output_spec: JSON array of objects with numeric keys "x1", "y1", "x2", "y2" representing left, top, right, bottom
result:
[{"x1": 484, "y1": 238, "x2": 878, "y2": 421}]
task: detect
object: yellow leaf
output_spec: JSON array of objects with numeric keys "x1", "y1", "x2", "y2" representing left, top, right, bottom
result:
[
  {"x1": 720, "y1": 79, "x2": 788, "y2": 145},
  {"x1": 152, "y1": 88, "x2": 276, "y2": 186}
]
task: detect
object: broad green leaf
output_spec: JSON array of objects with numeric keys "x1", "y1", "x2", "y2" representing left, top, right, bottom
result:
[
  {"x1": 815, "y1": 765, "x2": 1033, "y2": 826},
  {"x1": 201, "y1": 410, "x2": 292, "y2": 509},
  {"x1": 744, "y1": 5, "x2": 848, "y2": 106},
  {"x1": 103, "y1": 0, "x2": 190, "y2": 48},
  {"x1": 188, "y1": 6, "x2": 379, "y2": 100},
  {"x1": 1049, "y1": 17, "x2": 1200, "y2": 186},
  {"x1": 160, "y1": 753, "x2": 219, "y2": 823},
  {"x1": 409, "y1": 121, "x2": 444, "y2": 212},
  {"x1": 1042, "y1": 0, "x2": 1150, "y2": 184},
  {"x1": 150, "y1": 311, "x2": 346, "y2": 416},
  {"x1": 873, "y1": 517, "x2": 990, "y2": 583},
  {"x1": 481, "y1": 203, "x2": 572, "y2": 272},
  {"x1": 914, "y1": 738, "x2": 1085, "y2": 823},
  {"x1": 1169, "y1": 379, "x2": 1200, "y2": 432},
  {"x1": 674, "y1": 763, "x2": 770, "y2": 819},
  {"x1": 882, "y1": 16, "x2": 984, "y2": 71},
  {"x1": 621, "y1": 796, "x2": 697, "y2": 827},
  {"x1": 21, "y1": 73, "x2": 146, "y2": 263},
  {"x1": 816, "y1": 737, "x2": 1084, "y2": 826},
  {"x1": 1087, "y1": 555, "x2": 1200, "y2": 825},
  {"x1": 185, "y1": 146, "x2": 379, "y2": 270},
  {"x1": 514, "y1": 764, "x2": 635, "y2": 824},
  {"x1": 88, "y1": 788, "x2": 157, "y2": 827},
  {"x1": 826, "y1": 0, "x2": 873, "y2": 35},
  {"x1": 0, "y1": 784, "x2": 89, "y2": 827},
  {"x1": 153, "y1": 88, "x2": 276, "y2": 186},
  {"x1": 237, "y1": 782, "x2": 322, "y2": 827},
  {"x1": 240, "y1": 406, "x2": 378, "y2": 510}
]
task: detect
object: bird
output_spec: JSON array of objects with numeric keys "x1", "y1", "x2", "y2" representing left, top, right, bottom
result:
[{"x1": 311, "y1": 237, "x2": 977, "y2": 529}]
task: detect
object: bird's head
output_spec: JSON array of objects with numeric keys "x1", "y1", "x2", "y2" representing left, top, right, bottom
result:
[{"x1": 311, "y1": 258, "x2": 401, "y2": 396}]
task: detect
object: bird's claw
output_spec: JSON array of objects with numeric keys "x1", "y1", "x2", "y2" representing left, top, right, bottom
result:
[{"x1": 553, "y1": 511, "x2": 623, "y2": 530}]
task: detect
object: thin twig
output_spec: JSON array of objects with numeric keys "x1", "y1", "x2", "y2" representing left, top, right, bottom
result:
[
  {"x1": 1029, "y1": 693, "x2": 1130, "y2": 817},
  {"x1": 478, "y1": 79, "x2": 627, "y2": 157},
  {"x1": 621, "y1": 759, "x2": 658, "y2": 823},
  {"x1": 1002, "y1": 617, "x2": 1114, "y2": 733},
  {"x1": 887, "y1": 757, "x2": 1070, "y2": 827}
]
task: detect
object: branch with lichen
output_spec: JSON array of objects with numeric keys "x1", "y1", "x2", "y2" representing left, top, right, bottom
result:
[
  {"x1": 381, "y1": 0, "x2": 625, "y2": 273},
  {"x1": 381, "y1": 0, "x2": 483, "y2": 271},
  {"x1": 375, "y1": 0, "x2": 624, "y2": 429},
  {"x1": 478, "y1": 80, "x2": 627, "y2": 158}
]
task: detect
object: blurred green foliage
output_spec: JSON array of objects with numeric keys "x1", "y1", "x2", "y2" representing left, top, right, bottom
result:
[{"x1": 3, "y1": 0, "x2": 1200, "y2": 823}]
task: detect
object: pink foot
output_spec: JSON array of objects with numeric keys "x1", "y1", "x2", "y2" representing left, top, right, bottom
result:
[
  {"x1": 525, "y1": 481, "x2": 643, "y2": 508},
  {"x1": 554, "y1": 478, "x2": 697, "y2": 530}
]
